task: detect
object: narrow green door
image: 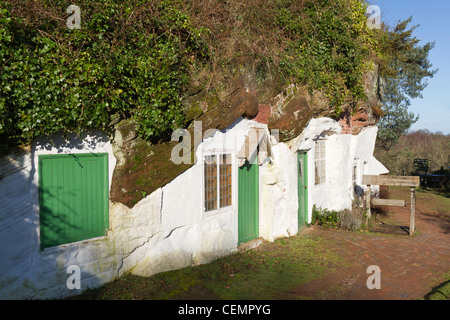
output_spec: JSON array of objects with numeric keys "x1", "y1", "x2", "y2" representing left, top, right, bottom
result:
[
  {"x1": 39, "y1": 153, "x2": 109, "y2": 249},
  {"x1": 298, "y1": 152, "x2": 308, "y2": 229},
  {"x1": 238, "y1": 159, "x2": 259, "y2": 244}
]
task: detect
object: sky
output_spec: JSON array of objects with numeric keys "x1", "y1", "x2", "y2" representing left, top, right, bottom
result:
[{"x1": 369, "y1": 0, "x2": 450, "y2": 134}]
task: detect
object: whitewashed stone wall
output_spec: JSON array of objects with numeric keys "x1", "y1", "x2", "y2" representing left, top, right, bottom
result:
[
  {"x1": 0, "y1": 120, "x2": 259, "y2": 299},
  {"x1": 262, "y1": 118, "x2": 388, "y2": 236},
  {"x1": 301, "y1": 119, "x2": 387, "y2": 216},
  {"x1": 259, "y1": 142, "x2": 298, "y2": 241},
  {"x1": 0, "y1": 131, "x2": 118, "y2": 299},
  {"x1": 0, "y1": 117, "x2": 387, "y2": 299}
]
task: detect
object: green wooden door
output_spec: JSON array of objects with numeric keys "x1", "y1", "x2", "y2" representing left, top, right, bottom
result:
[
  {"x1": 298, "y1": 152, "x2": 308, "y2": 229},
  {"x1": 238, "y1": 159, "x2": 259, "y2": 244},
  {"x1": 38, "y1": 153, "x2": 109, "y2": 249}
]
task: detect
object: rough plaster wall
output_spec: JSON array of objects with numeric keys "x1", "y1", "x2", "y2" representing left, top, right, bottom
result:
[
  {"x1": 0, "y1": 151, "x2": 36, "y2": 298},
  {"x1": 260, "y1": 142, "x2": 298, "y2": 242},
  {"x1": 286, "y1": 119, "x2": 383, "y2": 216},
  {"x1": 258, "y1": 118, "x2": 383, "y2": 242},
  {"x1": 0, "y1": 120, "x2": 258, "y2": 299},
  {"x1": 0, "y1": 118, "x2": 385, "y2": 299},
  {"x1": 131, "y1": 120, "x2": 385, "y2": 281},
  {"x1": 325, "y1": 133, "x2": 353, "y2": 211},
  {"x1": 0, "y1": 131, "x2": 119, "y2": 299},
  {"x1": 354, "y1": 127, "x2": 378, "y2": 162},
  {"x1": 122, "y1": 118, "x2": 258, "y2": 277}
]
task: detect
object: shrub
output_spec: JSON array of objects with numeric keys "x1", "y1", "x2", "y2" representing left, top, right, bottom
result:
[
  {"x1": 337, "y1": 209, "x2": 362, "y2": 231},
  {"x1": 339, "y1": 205, "x2": 370, "y2": 231},
  {"x1": 311, "y1": 205, "x2": 338, "y2": 229},
  {"x1": 312, "y1": 201, "x2": 369, "y2": 231}
]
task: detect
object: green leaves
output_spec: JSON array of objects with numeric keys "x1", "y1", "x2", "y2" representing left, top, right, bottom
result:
[
  {"x1": 275, "y1": 0, "x2": 373, "y2": 109},
  {"x1": 377, "y1": 18, "x2": 437, "y2": 150},
  {"x1": 0, "y1": 0, "x2": 206, "y2": 144},
  {"x1": 1, "y1": 0, "x2": 402, "y2": 146},
  {"x1": 311, "y1": 205, "x2": 339, "y2": 229}
]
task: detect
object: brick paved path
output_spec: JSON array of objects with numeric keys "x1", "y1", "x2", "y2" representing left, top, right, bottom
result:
[{"x1": 289, "y1": 204, "x2": 450, "y2": 300}]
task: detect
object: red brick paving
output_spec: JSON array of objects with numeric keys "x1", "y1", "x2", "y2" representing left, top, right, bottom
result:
[{"x1": 290, "y1": 202, "x2": 450, "y2": 300}]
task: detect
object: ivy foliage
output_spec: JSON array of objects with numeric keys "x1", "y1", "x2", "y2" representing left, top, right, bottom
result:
[
  {"x1": 275, "y1": 0, "x2": 377, "y2": 110},
  {"x1": 0, "y1": 0, "x2": 208, "y2": 144},
  {"x1": 1, "y1": 0, "x2": 387, "y2": 146},
  {"x1": 311, "y1": 205, "x2": 339, "y2": 229}
]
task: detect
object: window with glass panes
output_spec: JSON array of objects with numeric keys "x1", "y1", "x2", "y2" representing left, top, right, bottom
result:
[
  {"x1": 204, "y1": 154, "x2": 232, "y2": 212},
  {"x1": 352, "y1": 162, "x2": 358, "y2": 194},
  {"x1": 314, "y1": 140, "x2": 326, "y2": 185}
]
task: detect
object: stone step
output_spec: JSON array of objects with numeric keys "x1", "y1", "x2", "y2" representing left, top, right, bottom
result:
[{"x1": 237, "y1": 237, "x2": 263, "y2": 252}]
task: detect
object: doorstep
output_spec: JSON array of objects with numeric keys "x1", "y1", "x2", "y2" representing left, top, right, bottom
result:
[{"x1": 237, "y1": 237, "x2": 263, "y2": 252}]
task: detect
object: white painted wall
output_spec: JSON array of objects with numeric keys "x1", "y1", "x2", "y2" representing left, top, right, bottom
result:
[
  {"x1": 0, "y1": 116, "x2": 387, "y2": 299},
  {"x1": 0, "y1": 131, "x2": 118, "y2": 299},
  {"x1": 259, "y1": 142, "x2": 298, "y2": 241},
  {"x1": 288, "y1": 120, "x2": 388, "y2": 223},
  {"x1": 0, "y1": 120, "x2": 260, "y2": 299}
]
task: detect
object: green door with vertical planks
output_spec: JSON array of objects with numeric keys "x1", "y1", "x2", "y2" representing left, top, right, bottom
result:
[
  {"x1": 298, "y1": 152, "x2": 308, "y2": 229},
  {"x1": 238, "y1": 158, "x2": 259, "y2": 245},
  {"x1": 38, "y1": 153, "x2": 109, "y2": 249}
]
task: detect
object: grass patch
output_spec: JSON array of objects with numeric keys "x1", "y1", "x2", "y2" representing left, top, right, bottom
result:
[
  {"x1": 424, "y1": 272, "x2": 450, "y2": 300},
  {"x1": 389, "y1": 186, "x2": 450, "y2": 216},
  {"x1": 71, "y1": 235, "x2": 346, "y2": 300}
]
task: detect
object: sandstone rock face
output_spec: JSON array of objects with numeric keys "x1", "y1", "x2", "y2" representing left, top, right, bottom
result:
[
  {"x1": 110, "y1": 57, "x2": 382, "y2": 208},
  {"x1": 267, "y1": 85, "x2": 330, "y2": 142}
]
